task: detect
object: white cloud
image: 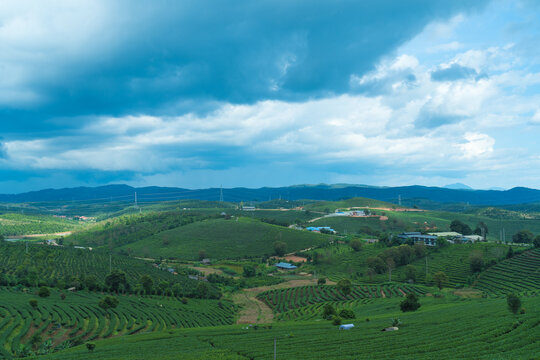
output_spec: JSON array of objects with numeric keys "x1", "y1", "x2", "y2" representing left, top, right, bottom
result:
[{"x1": 458, "y1": 132, "x2": 495, "y2": 159}]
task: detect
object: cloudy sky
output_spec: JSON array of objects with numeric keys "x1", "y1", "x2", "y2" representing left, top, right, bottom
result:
[{"x1": 2, "y1": 0, "x2": 540, "y2": 193}]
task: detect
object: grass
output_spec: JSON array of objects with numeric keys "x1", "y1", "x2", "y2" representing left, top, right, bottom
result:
[{"x1": 120, "y1": 217, "x2": 331, "y2": 260}]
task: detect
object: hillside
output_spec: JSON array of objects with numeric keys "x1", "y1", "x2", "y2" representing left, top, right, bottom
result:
[
  {"x1": 6, "y1": 184, "x2": 540, "y2": 207},
  {"x1": 0, "y1": 213, "x2": 82, "y2": 237},
  {"x1": 0, "y1": 287, "x2": 235, "y2": 358},
  {"x1": 34, "y1": 296, "x2": 540, "y2": 360},
  {"x1": 474, "y1": 248, "x2": 540, "y2": 296},
  {"x1": 119, "y1": 217, "x2": 331, "y2": 260},
  {"x1": 0, "y1": 242, "x2": 219, "y2": 298}
]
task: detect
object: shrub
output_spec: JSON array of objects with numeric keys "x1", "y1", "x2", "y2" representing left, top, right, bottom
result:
[
  {"x1": 506, "y1": 294, "x2": 521, "y2": 314},
  {"x1": 60, "y1": 293, "x2": 66, "y2": 300},
  {"x1": 350, "y1": 240, "x2": 362, "y2": 252},
  {"x1": 98, "y1": 296, "x2": 119, "y2": 310},
  {"x1": 339, "y1": 309, "x2": 355, "y2": 319},
  {"x1": 322, "y1": 303, "x2": 336, "y2": 319},
  {"x1": 332, "y1": 316, "x2": 342, "y2": 326},
  {"x1": 38, "y1": 286, "x2": 50, "y2": 298},
  {"x1": 400, "y1": 293, "x2": 421, "y2": 312},
  {"x1": 391, "y1": 318, "x2": 402, "y2": 327},
  {"x1": 86, "y1": 343, "x2": 96, "y2": 352},
  {"x1": 337, "y1": 279, "x2": 352, "y2": 296},
  {"x1": 29, "y1": 299, "x2": 38, "y2": 309},
  {"x1": 317, "y1": 277, "x2": 326, "y2": 285}
]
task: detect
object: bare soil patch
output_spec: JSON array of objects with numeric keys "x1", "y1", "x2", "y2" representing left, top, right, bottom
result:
[{"x1": 453, "y1": 288, "x2": 483, "y2": 298}]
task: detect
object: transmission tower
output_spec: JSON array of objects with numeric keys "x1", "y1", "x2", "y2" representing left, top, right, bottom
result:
[{"x1": 219, "y1": 185, "x2": 224, "y2": 202}]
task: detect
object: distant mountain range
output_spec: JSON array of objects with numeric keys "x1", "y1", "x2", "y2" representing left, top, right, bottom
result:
[{"x1": 1, "y1": 184, "x2": 540, "y2": 206}]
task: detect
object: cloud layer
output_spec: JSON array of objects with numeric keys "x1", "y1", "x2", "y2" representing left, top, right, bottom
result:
[{"x1": 2, "y1": 0, "x2": 540, "y2": 192}]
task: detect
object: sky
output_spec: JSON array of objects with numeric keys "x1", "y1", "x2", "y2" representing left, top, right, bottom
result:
[{"x1": 2, "y1": 0, "x2": 540, "y2": 193}]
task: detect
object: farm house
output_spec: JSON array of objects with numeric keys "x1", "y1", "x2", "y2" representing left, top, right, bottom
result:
[
  {"x1": 275, "y1": 262, "x2": 297, "y2": 270},
  {"x1": 339, "y1": 324, "x2": 354, "y2": 330}
]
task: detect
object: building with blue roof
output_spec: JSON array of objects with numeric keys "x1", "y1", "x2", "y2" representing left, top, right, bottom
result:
[{"x1": 275, "y1": 262, "x2": 297, "y2": 270}]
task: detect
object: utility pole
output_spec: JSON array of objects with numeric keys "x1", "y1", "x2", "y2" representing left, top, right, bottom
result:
[
  {"x1": 398, "y1": 194, "x2": 402, "y2": 206},
  {"x1": 219, "y1": 185, "x2": 224, "y2": 203},
  {"x1": 134, "y1": 192, "x2": 138, "y2": 208},
  {"x1": 425, "y1": 256, "x2": 428, "y2": 278}
]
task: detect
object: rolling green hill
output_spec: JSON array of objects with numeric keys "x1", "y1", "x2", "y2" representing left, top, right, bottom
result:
[
  {"x1": 304, "y1": 197, "x2": 399, "y2": 212},
  {"x1": 0, "y1": 242, "x2": 219, "y2": 298},
  {"x1": 36, "y1": 296, "x2": 540, "y2": 360},
  {"x1": 474, "y1": 248, "x2": 540, "y2": 296},
  {"x1": 119, "y1": 217, "x2": 330, "y2": 260},
  {"x1": 0, "y1": 287, "x2": 235, "y2": 358},
  {"x1": 0, "y1": 213, "x2": 82, "y2": 237}
]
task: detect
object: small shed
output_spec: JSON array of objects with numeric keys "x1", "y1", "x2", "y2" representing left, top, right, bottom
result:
[
  {"x1": 275, "y1": 262, "x2": 297, "y2": 270},
  {"x1": 339, "y1": 324, "x2": 354, "y2": 330}
]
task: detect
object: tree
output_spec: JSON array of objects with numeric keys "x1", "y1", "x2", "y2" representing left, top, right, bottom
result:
[
  {"x1": 105, "y1": 270, "x2": 127, "y2": 292},
  {"x1": 86, "y1": 343, "x2": 96, "y2": 352},
  {"x1": 469, "y1": 252, "x2": 484, "y2": 273},
  {"x1": 400, "y1": 293, "x2": 421, "y2": 312},
  {"x1": 350, "y1": 239, "x2": 362, "y2": 252},
  {"x1": 242, "y1": 265, "x2": 256, "y2": 278},
  {"x1": 98, "y1": 296, "x2": 119, "y2": 310},
  {"x1": 332, "y1": 316, "x2": 342, "y2": 326},
  {"x1": 198, "y1": 250, "x2": 207, "y2": 261},
  {"x1": 337, "y1": 279, "x2": 352, "y2": 296},
  {"x1": 339, "y1": 309, "x2": 355, "y2": 319},
  {"x1": 317, "y1": 277, "x2": 326, "y2": 285},
  {"x1": 386, "y1": 258, "x2": 395, "y2": 282},
  {"x1": 38, "y1": 286, "x2": 50, "y2": 298},
  {"x1": 512, "y1": 230, "x2": 534, "y2": 244},
  {"x1": 29, "y1": 299, "x2": 38, "y2": 309},
  {"x1": 506, "y1": 294, "x2": 521, "y2": 314},
  {"x1": 273, "y1": 241, "x2": 287, "y2": 256},
  {"x1": 506, "y1": 246, "x2": 514, "y2": 259},
  {"x1": 404, "y1": 265, "x2": 417, "y2": 282},
  {"x1": 450, "y1": 220, "x2": 472, "y2": 235},
  {"x1": 534, "y1": 236, "x2": 540, "y2": 248},
  {"x1": 474, "y1": 222, "x2": 488, "y2": 240},
  {"x1": 413, "y1": 243, "x2": 426, "y2": 258},
  {"x1": 433, "y1": 271, "x2": 448, "y2": 290},
  {"x1": 195, "y1": 281, "x2": 209, "y2": 299},
  {"x1": 85, "y1": 275, "x2": 98, "y2": 291},
  {"x1": 436, "y1": 237, "x2": 449, "y2": 248},
  {"x1": 366, "y1": 256, "x2": 386, "y2": 274},
  {"x1": 322, "y1": 303, "x2": 336, "y2": 319},
  {"x1": 140, "y1": 275, "x2": 153, "y2": 295}
]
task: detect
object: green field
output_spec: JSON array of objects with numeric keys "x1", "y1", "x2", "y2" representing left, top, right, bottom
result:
[
  {"x1": 257, "y1": 284, "x2": 427, "y2": 313},
  {"x1": 474, "y1": 248, "x2": 540, "y2": 296},
  {"x1": 0, "y1": 214, "x2": 82, "y2": 237},
  {"x1": 0, "y1": 287, "x2": 236, "y2": 358},
  {"x1": 303, "y1": 242, "x2": 523, "y2": 289},
  {"x1": 120, "y1": 217, "x2": 331, "y2": 260},
  {"x1": 34, "y1": 296, "x2": 540, "y2": 359},
  {"x1": 0, "y1": 242, "x2": 217, "y2": 298},
  {"x1": 304, "y1": 197, "x2": 399, "y2": 212}
]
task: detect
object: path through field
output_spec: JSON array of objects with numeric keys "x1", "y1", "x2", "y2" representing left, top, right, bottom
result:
[{"x1": 233, "y1": 278, "x2": 336, "y2": 324}]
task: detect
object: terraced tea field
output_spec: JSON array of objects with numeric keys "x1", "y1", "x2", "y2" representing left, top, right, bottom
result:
[
  {"x1": 0, "y1": 242, "x2": 213, "y2": 297},
  {"x1": 41, "y1": 296, "x2": 540, "y2": 360},
  {"x1": 257, "y1": 284, "x2": 426, "y2": 313},
  {"x1": 0, "y1": 288, "x2": 235, "y2": 358},
  {"x1": 474, "y1": 248, "x2": 540, "y2": 296}
]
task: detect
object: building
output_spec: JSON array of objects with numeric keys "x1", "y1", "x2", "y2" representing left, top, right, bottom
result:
[
  {"x1": 463, "y1": 235, "x2": 483, "y2": 243},
  {"x1": 306, "y1": 226, "x2": 336, "y2": 234},
  {"x1": 275, "y1": 262, "x2": 297, "y2": 270},
  {"x1": 339, "y1": 324, "x2": 354, "y2": 330},
  {"x1": 397, "y1": 232, "x2": 438, "y2": 246}
]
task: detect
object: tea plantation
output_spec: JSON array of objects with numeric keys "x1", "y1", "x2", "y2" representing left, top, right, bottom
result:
[
  {"x1": 35, "y1": 296, "x2": 540, "y2": 359},
  {"x1": 0, "y1": 288, "x2": 235, "y2": 358}
]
